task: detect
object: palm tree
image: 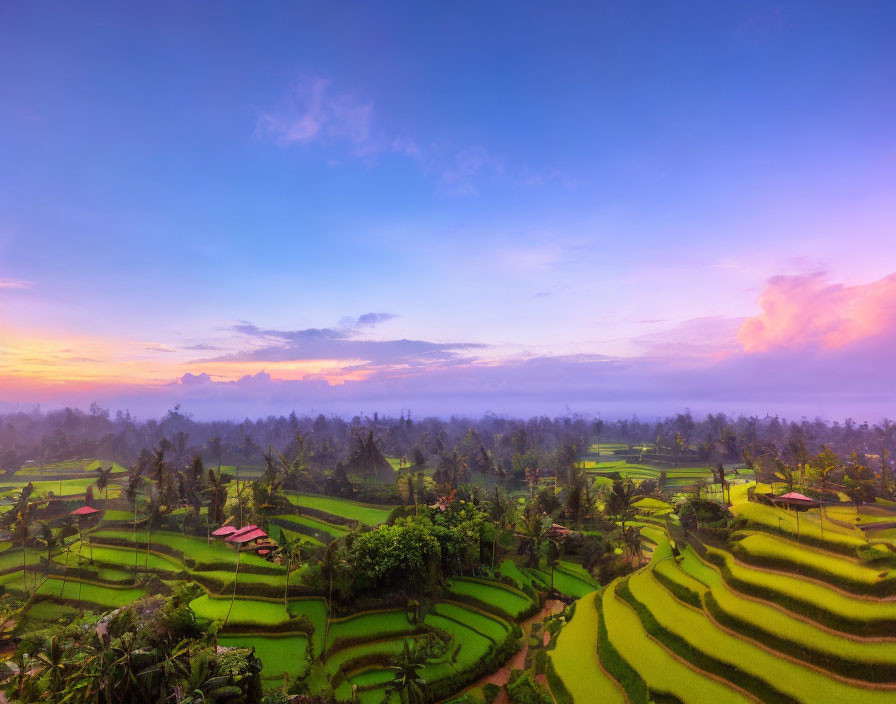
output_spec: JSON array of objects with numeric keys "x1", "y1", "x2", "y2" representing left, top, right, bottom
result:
[
  {"x1": 547, "y1": 533, "x2": 563, "y2": 591},
  {"x1": 607, "y1": 478, "x2": 636, "y2": 535},
  {"x1": 11, "y1": 511, "x2": 31, "y2": 595},
  {"x1": 488, "y1": 486, "x2": 514, "y2": 569},
  {"x1": 143, "y1": 484, "x2": 165, "y2": 570},
  {"x1": 205, "y1": 468, "x2": 229, "y2": 527},
  {"x1": 773, "y1": 458, "x2": 796, "y2": 493},
  {"x1": 623, "y1": 526, "x2": 643, "y2": 565},
  {"x1": 208, "y1": 435, "x2": 223, "y2": 472},
  {"x1": 321, "y1": 540, "x2": 340, "y2": 646},
  {"x1": 53, "y1": 522, "x2": 78, "y2": 597},
  {"x1": 517, "y1": 507, "x2": 551, "y2": 568},
  {"x1": 276, "y1": 536, "x2": 303, "y2": 611},
  {"x1": 810, "y1": 446, "x2": 840, "y2": 538},
  {"x1": 383, "y1": 641, "x2": 427, "y2": 704},
  {"x1": 124, "y1": 468, "x2": 143, "y2": 577},
  {"x1": 95, "y1": 465, "x2": 114, "y2": 503},
  {"x1": 223, "y1": 544, "x2": 242, "y2": 627}
]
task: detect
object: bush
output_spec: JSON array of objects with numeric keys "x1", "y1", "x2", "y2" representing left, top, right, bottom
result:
[
  {"x1": 482, "y1": 683, "x2": 501, "y2": 704},
  {"x1": 261, "y1": 692, "x2": 290, "y2": 704},
  {"x1": 506, "y1": 671, "x2": 551, "y2": 704}
]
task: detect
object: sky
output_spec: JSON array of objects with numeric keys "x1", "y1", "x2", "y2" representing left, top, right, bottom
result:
[{"x1": 1, "y1": 1, "x2": 895, "y2": 421}]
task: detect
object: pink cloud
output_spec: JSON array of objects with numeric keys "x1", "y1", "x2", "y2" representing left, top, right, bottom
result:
[
  {"x1": 738, "y1": 272, "x2": 896, "y2": 353},
  {"x1": 0, "y1": 278, "x2": 32, "y2": 289}
]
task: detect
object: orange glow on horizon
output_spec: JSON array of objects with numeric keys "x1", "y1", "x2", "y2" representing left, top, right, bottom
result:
[{"x1": 0, "y1": 330, "x2": 374, "y2": 388}]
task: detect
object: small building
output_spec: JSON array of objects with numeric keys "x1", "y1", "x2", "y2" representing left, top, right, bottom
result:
[{"x1": 772, "y1": 491, "x2": 820, "y2": 509}]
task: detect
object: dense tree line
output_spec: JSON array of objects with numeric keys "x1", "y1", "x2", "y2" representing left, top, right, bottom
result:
[{"x1": 1, "y1": 407, "x2": 894, "y2": 487}]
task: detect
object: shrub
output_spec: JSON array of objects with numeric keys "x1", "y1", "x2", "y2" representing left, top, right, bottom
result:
[
  {"x1": 482, "y1": 683, "x2": 501, "y2": 704},
  {"x1": 506, "y1": 671, "x2": 551, "y2": 704}
]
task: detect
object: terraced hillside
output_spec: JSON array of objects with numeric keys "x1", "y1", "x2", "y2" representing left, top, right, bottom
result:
[{"x1": 548, "y1": 499, "x2": 896, "y2": 704}]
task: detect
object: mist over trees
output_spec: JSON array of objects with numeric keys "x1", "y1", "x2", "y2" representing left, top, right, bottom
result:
[{"x1": 1, "y1": 405, "x2": 893, "y2": 484}]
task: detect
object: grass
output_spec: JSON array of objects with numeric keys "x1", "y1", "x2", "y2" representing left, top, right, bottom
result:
[
  {"x1": 20, "y1": 577, "x2": 146, "y2": 608},
  {"x1": 445, "y1": 577, "x2": 533, "y2": 619},
  {"x1": 24, "y1": 601, "x2": 83, "y2": 622},
  {"x1": 625, "y1": 568, "x2": 896, "y2": 703},
  {"x1": 89, "y1": 529, "x2": 276, "y2": 571},
  {"x1": 422, "y1": 612, "x2": 494, "y2": 674},
  {"x1": 732, "y1": 533, "x2": 896, "y2": 591},
  {"x1": 17, "y1": 459, "x2": 128, "y2": 476},
  {"x1": 528, "y1": 567, "x2": 595, "y2": 599},
  {"x1": 549, "y1": 591, "x2": 625, "y2": 704},
  {"x1": 286, "y1": 493, "x2": 394, "y2": 525},
  {"x1": 325, "y1": 636, "x2": 419, "y2": 676},
  {"x1": 272, "y1": 512, "x2": 349, "y2": 538},
  {"x1": 217, "y1": 633, "x2": 310, "y2": 681},
  {"x1": 634, "y1": 497, "x2": 674, "y2": 512},
  {"x1": 696, "y1": 565, "x2": 896, "y2": 679},
  {"x1": 433, "y1": 602, "x2": 509, "y2": 642},
  {"x1": 326, "y1": 610, "x2": 415, "y2": 650},
  {"x1": 0, "y1": 477, "x2": 122, "y2": 500},
  {"x1": 498, "y1": 559, "x2": 533, "y2": 590},
  {"x1": 58, "y1": 542, "x2": 183, "y2": 574},
  {"x1": 703, "y1": 545, "x2": 896, "y2": 633},
  {"x1": 190, "y1": 595, "x2": 294, "y2": 627},
  {"x1": 731, "y1": 502, "x2": 865, "y2": 547},
  {"x1": 556, "y1": 560, "x2": 598, "y2": 586},
  {"x1": 600, "y1": 581, "x2": 749, "y2": 704}
]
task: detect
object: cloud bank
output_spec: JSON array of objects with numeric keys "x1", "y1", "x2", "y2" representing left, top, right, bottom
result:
[{"x1": 4, "y1": 273, "x2": 896, "y2": 421}]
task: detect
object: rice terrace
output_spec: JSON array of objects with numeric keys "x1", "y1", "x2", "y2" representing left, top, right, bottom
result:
[
  {"x1": 0, "y1": 412, "x2": 895, "y2": 704},
  {"x1": 3, "y1": 1, "x2": 896, "y2": 702}
]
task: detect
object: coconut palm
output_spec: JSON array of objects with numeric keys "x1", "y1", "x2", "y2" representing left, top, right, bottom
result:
[
  {"x1": 383, "y1": 641, "x2": 427, "y2": 704},
  {"x1": 124, "y1": 467, "x2": 144, "y2": 577},
  {"x1": 223, "y1": 543, "x2": 242, "y2": 627},
  {"x1": 517, "y1": 507, "x2": 551, "y2": 568},
  {"x1": 95, "y1": 465, "x2": 114, "y2": 502},
  {"x1": 320, "y1": 539, "x2": 341, "y2": 646},
  {"x1": 205, "y1": 468, "x2": 229, "y2": 527},
  {"x1": 275, "y1": 536, "x2": 303, "y2": 611},
  {"x1": 810, "y1": 446, "x2": 841, "y2": 538},
  {"x1": 607, "y1": 478, "x2": 636, "y2": 535},
  {"x1": 143, "y1": 484, "x2": 165, "y2": 570},
  {"x1": 623, "y1": 526, "x2": 643, "y2": 564},
  {"x1": 11, "y1": 510, "x2": 31, "y2": 594}
]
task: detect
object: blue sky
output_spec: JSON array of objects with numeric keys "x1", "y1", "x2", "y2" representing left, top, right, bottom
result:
[{"x1": 2, "y1": 1, "x2": 896, "y2": 419}]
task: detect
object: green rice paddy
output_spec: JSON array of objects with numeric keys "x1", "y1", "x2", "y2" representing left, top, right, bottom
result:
[
  {"x1": 445, "y1": 577, "x2": 533, "y2": 619},
  {"x1": 549, "y1": 592, "x2": 624, "y2": 704},
  {"x1": 286, "y1": 493, "x2": 394, "y2": 525}
]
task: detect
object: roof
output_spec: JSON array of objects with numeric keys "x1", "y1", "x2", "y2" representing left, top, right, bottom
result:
[
  {"x1": 228, "y1": 528, "x2": 268, "y2": 544},
  {"x1": 229, "y1": 524, "x2": 257, "y2": 538},
  {"x1": 211, "y1": 525, "x2": 237, "y2": 537},
  {"x1": 70, "y1": 506, "x2": 100, "y2": 516},
  {"x1": 776, "y1": 492, "x2": 815, "y2": 502}
]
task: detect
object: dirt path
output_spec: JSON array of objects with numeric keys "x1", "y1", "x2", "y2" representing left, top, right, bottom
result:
[{"x1": 447, "y1": 598, "x2": 566, "y2": 702}]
